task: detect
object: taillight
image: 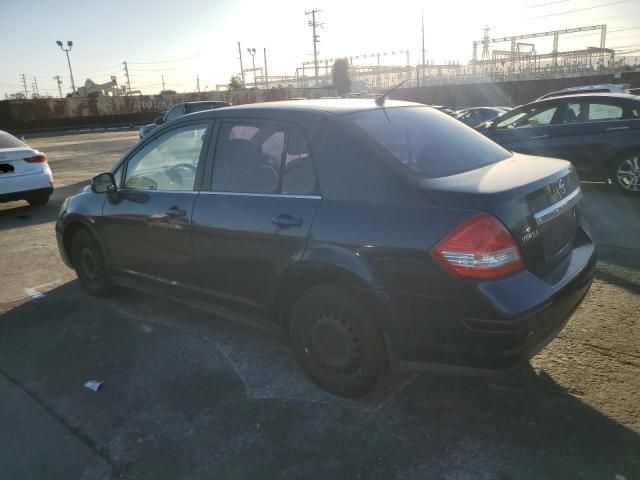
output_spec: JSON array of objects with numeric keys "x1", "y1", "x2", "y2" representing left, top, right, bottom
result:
[
  {"x1": 431, "y1": 213, "x2": 524, "y2": 280},
  {"x1": 24, "y1": 154, "x2": 47, "y2": 163}
]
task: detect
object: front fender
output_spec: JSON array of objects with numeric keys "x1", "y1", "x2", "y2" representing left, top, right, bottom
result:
[{"x1": 56, "y1": 191, "x2": 109, "y2": 265}]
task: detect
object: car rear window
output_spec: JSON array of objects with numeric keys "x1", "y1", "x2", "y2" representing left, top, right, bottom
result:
[
  {"x1": 0, "y1": 131, "x2": 25, "y2": 149},
  {"x1": 345, "y1": 106, "x2": 511, "y2": 178}
]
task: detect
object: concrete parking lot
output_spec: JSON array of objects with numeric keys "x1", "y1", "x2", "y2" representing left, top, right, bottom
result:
[{"x1": 0, "y1": 131, "x2": 639, "y2": 479}]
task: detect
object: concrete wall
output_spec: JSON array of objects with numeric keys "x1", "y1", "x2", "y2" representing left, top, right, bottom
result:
[
  {"x1": 390, "y1": 70, "x2": 640, "y2": 107},
  {"x1": 0, "y1": 87, "x2": 336, "y2": 133}
]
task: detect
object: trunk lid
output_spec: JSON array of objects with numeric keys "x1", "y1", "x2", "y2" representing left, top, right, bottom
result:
[
  {"x1": 419, "y1": 153, "x2": 582, "y2": 277},
  {"x1": 0, "y1": 147, "x2": 44, "y2": 178}
]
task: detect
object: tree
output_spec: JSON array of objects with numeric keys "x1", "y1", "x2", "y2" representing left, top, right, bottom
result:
[
  {"x1": 228, "y1": 76, "x2": 244, "y2": 91},
  {"x1": 332, "y1": 58, "x2": 351, "y2": 96}
]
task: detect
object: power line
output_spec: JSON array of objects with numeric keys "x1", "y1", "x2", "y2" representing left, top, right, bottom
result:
[
  {"x1": 525, "y1": 0, "x2": 569, "y2": 8},
  {"x1": 529, "y1": 0, "x2": 633, "y2": 20},
  {"x1": 127, "y1": 52, "x2": 209, "y2": 65},
  {"x1": 74, "y1": 63, "x2": 123, "y2": 78}
]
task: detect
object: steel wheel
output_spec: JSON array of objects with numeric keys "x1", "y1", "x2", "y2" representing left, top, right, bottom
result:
[
  {"x1": 289, "y1": 285, "x2": 387, "y2": 398},
  {"x1": 308, "y1": 311, "x2": 364, "y2": 380},
  {"x1": 71, "y1": 229, "x2": 113, "y2": 296},
  {"x1": 615, "y1": 155, "x2": 640, "y2": 193}
]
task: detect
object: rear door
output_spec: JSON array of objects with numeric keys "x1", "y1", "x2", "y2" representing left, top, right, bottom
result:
[
  {"x1": 487, "y1": 102, "x2": 563, "y2": 158},
  {"x1": 191, "y1": 119, "x2": 321, "y2": 314},
  {"x1": 101, "y1": 121, "x2": 212, "y2": 287},
  {"x1": 547, "y1": 99, "x2": 635, "y2": 180}
]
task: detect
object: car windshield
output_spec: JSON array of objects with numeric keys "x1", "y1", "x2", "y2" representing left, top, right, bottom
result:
[
  {"x1": 0, "y1": 131, "x2": 25, "y2": 149},
  {"x1": 345, "y1": 106, "x2": 511, "y2": 178}
]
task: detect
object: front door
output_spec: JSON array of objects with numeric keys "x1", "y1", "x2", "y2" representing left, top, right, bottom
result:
[
  {"x1": 191, "y1": 120, "x2": 321, "y2": 314},
  {"x1": 488, "y1": 102, "x2": 563, "y2": 159},
  {"x1": 101, "y1": 121, "x2": 211, "y2": 287}
]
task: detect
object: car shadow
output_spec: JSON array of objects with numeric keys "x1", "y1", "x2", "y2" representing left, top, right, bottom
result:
[
  {"x1": 0, "y1": 180, "x2": 89, "y2": 232},
  {"x1": 0, "y1": 281, "x2": 638, "y2": 479}
]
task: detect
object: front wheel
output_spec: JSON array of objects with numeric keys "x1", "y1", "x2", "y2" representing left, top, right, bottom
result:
[
  {"x1": 611, "y1": 152, "x2": 640, "y2": 194},
  {"x1": 71, "y1": 229, "x2": 113, "y2": 296},
  {"x1": 289, "y1": 285, "x2": 387, "y2": 398}
]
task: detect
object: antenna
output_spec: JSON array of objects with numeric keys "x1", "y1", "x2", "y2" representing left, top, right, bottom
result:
[{"x1": 375, "y1": 80, "x2": 407, "y2": 107}]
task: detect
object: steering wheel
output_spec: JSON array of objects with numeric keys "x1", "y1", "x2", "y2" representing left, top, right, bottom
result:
[{"x1": 166, "y1": 163, "x2": 197, "y2": 185}]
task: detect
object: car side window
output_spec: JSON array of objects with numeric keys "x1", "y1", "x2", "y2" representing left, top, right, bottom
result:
[
  {"x1": 282, "y1": 126, "x2": 318, "y2": 195},
  {"x1": 212, "y1": 122, "x2": 284, "y2": 194},
  {"x1": 165, "y1": 105, "x2": 184, "y2": 122},
  {"x1": 496, "y1": 106, "x2": 557, "y2": 129},
  {"x1": 124, "y1": 124, "x2": 208, "y2": 191},
  {"x1": 588, "y1": 103, "x2": 623, "y2": 121}
]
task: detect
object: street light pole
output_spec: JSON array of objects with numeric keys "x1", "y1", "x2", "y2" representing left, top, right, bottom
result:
[
  {"x1": 56, "y1": 40, "x2": 76, "y2": 95},
  {"x1": 247, "y1": 48, "x2": 257, "y2": 88},
  {"x1": 263, "y1": 48, "x2": 269, "y2": 89}
]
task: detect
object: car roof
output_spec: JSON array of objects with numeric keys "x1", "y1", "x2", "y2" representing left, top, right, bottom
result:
[
  {"x1": 188, "y1": 98, "x2": 423, "y2": 116},
  {"x1": 531, "y1": 92, "x2": 640, "y2": 104}
]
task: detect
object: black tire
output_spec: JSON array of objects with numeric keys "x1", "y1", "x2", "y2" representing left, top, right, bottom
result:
[
  {"x1": 27, "y1": 193, "x2": 50, "y2": 206},
  {"x1": 289, "y1": 285, "x2": 387, "y2": 398},
  {"x1": 71, "y1": 229, "x2": 113, "y2": 296},
  {"x1": 611, "y1": 151, "x2": 640, "y2": 195}
]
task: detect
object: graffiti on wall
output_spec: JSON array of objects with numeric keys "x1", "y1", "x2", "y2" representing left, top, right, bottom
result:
[{"x1": 131, "y1": 96, "x2": 170, "y2": 113}]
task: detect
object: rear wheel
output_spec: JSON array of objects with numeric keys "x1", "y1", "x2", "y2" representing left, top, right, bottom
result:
[
  {"x1": 71, "y1": 229, "x2": 113, "y2": 296},
  {"x1": 611, "y1": 152, "x2": 640, "y2": 195},
  {"x1": 289, "y1": 285, "x2": 387, "y2": 398},
  {"x1": 27, "y1": 192, "x2": 50, "y2": 206}
]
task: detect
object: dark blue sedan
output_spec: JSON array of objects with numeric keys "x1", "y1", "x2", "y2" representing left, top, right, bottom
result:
[
  {"x1": 477, "y1": 93, "x2": 640, "y2": 194},
  {"x1": 56, "y1": 99, "x2": 596, "y2": 397}
]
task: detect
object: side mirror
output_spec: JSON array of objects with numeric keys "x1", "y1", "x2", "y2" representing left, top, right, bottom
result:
[
  {"x1": 154, "y1": 116, "x2": 164, "y2": 125},
  {"x1": 91, "y1": 172, "x2": 117, "y2": 194}
]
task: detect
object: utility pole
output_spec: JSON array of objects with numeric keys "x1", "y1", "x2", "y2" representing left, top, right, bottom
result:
[
  {"x1": 54, "y1": 75, "x2": 63, "y2": 98},
  {"x1": 56, "y1": 41, "x2": 76, "y2": 95},
  {"x1": 33, "y1": 77, "x2": 39, "y2": 97},
  {"x1": 196, "y1": 75, "x2": 200, "y2": 93},
  {"x1": 161, "y1": 74, "x2": 165, "y2": 91},
  {"x1": 237, "y1": 42, "x2": 245, "y2": 88},
  {"x1": 306, "y1": 9, "x2": 323, "y2": 86},
  {"x1": 247, "y1": 48, "x2": 257, "y2": 87},
  {"x1": 19, "y1": 74, "x2": 28, "y2": 98},
  {"x1": 263, "y1": 48, "x2": 269, "y2": 89},
  {"x1": 420, "y1": 9, "x2": 426, "y2": 87},
  {"x1": 123, "y1": 61, "x2": 131, "y2": 94}
]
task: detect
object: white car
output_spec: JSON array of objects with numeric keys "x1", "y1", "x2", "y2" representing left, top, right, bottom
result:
[
  {"x1": 537, "y1": 84, "x2": 630, "y2": 101},
  {"x1": 0, "y1": 130, "x2": 53, "y2": 206}
]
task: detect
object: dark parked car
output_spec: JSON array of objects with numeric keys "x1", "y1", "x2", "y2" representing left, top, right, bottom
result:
[
  {"x1": 456, "y1": 107, "x2": 507, "y2": 127},
  {"x1": 57, "y1": 99, "x2": 596, "y2": 397},
  {"x1": 139, "y1": 101, "x2": 231, "y2": 138},
  {"x1": 477, "y1": 93, "x2": 640, "y2": 194}
]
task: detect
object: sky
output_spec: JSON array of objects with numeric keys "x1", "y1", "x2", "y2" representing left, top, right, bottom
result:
[{"x1": 1, "y1": 0, "x2": 640, "y2": 97}]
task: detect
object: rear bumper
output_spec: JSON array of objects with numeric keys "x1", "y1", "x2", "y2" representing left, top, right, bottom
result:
[
  {"x1": 0, "y1": 165, "x2": 53, "y2": 201},
  {"x1": 377, "y1": 225, "x2": 597, "y2": 372},
  {"x1": 0, "y1": 186, "x2": 53, "y2": 203}
]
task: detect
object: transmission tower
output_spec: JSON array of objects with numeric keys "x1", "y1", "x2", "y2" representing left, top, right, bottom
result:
[
  {"x1": 19, "y1": 74, "x2": 28, "y2": 98},
  {"x1": 306, "y1": 8, "x2": 324, "y2": 86},
  {"x1": 54, "y1": 75, "x2": 63, "y2": 98},
  {"x1": 481, "y1": 25, "x2": 492, "y2": 62},
  {"x1": 123, "y1": 61, "x2": 131, "y2": 94}
]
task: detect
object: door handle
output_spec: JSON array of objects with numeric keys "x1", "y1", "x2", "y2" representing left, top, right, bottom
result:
[
  {"x1": 530, "y1": 134, "x2": 549, "y2": 140},
  {"x1": 272, "y1": 214, "x2": 303, "y2": 228},
  {"x1": 605, "y1": 126, "x2": 630, "y2": 131},
  {"x1": 165, "y1": 206, "x2": 187, "y2": 218}
]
